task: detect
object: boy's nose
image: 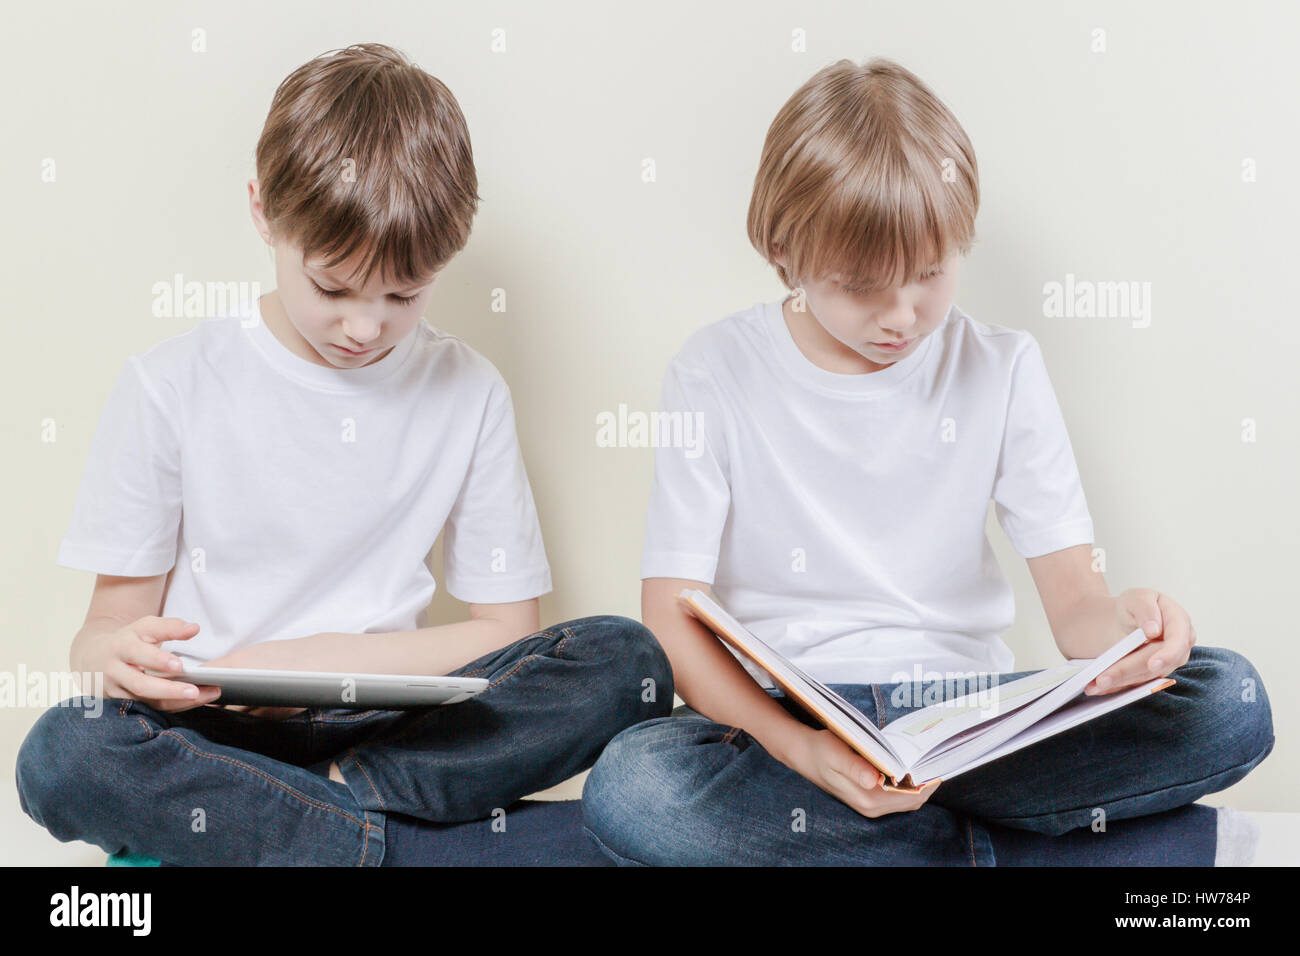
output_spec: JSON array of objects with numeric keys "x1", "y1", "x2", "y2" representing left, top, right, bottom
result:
[
  {"x1": 875, "y1": 311, "x2": 917, "y2": 336},
  {"x1": 340, "y1": 316, "x2": 383, "y2": 346}
]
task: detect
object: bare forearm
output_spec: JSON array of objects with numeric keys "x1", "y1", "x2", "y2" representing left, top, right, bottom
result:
[
  {"x1": 667, "y1": 630, "x2": 813, "y2": 766},
  {"x1": 643, "y1": 579, "x2": 814, "y2": 767},
  {"x1": 209, "y1": 619, "x2": 523, "y2": 675},
  {"x1": 1053, "y1": 592, "x2": 1126, "y2": 660}
]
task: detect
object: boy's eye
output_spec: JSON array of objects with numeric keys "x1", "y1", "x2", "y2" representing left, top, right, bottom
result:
[
  {"x1": 311, "y1": 282, "x2": 348, "y2": 300},
  {"x1": 310, "y1": 281, "x2": 419, "y2": 305}
]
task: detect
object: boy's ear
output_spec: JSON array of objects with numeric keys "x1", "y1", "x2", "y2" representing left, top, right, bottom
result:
[{"x1": 248, "y1": 180, "x2": 273, "y2": 245}]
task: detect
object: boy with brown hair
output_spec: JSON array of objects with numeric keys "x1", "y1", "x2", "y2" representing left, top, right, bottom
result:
[
  {"x1": 581, "y1": 57, "x2": 1272, "y2": 865},
  {"x1": 17, "y1": 43, "x2": 670, "y2": 866}
]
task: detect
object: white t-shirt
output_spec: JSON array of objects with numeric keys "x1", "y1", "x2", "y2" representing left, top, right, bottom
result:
[
  {"x1": 57, "y1": 297, "x2": 552, "y2": 664},
  {"x1": 641, "y1": 297, "x2": 1094, "y2": 687}
]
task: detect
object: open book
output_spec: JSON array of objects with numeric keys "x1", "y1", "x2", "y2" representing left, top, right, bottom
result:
[{"x1": 678, "y1": 589, "x2": 1175, "y2": 794}]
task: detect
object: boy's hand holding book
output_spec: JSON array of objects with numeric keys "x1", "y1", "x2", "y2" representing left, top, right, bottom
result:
[
  {"x1": 783, "y1": 725, "x2": 942, "y2": 819},
  {"x1": 1085, "y1": 588, "x2": 1196, "y2": 696}
]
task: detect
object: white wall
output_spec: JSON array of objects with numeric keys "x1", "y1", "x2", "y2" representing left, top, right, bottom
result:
[{"x1": 2, "y1": 0, "x2": 1295, "y2": 863}]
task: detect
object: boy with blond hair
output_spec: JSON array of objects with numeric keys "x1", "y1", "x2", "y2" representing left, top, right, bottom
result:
[
  {"x1": 582, "y1": 57, "x2": 1273, "y2": 866},
  {"x1": 17, "y1": 43, "x2": 670, "y2": 866}
]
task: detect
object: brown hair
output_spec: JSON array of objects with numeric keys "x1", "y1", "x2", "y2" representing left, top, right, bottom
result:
[
  {"x1": 254, "y1": 43, "x2": 479, "y2": 287},
  {"x1": 747, "y1": 57, "x2": 979, "y2": 292}
]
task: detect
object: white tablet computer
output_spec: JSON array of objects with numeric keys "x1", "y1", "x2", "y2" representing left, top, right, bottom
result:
[{"x1": 156, "y1": 662, "x2": 489, "y2": 708}]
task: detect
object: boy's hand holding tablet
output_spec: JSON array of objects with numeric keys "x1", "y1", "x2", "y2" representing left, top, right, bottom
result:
[{"x1": 70, "y1": 615, "x2": 221, "y2": 713}]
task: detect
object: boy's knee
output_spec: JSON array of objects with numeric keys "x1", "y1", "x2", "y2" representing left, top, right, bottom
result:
[
  {"x1": 563, "y1": 614, "x2": 675, "y2": 716},
  {"x1": 1179, "y1": 646, "x2": 1273, "y2": 770},
  {"x1": 16, "y1": 698, "x2": 121, "y2": 831},
  {"x1": 582, "y1": 718, "x2": 677, "y2": 848}
]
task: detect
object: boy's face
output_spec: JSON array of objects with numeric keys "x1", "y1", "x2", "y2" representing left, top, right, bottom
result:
[
  {"x1": 272, "y1": 245, "x2": 437, "y2": 368},
  {"x1": 783, "y1": 251, "x2": 959, "y2": 371},
  {"x1": 249, "y1": 180, "x2": 438, "y2": 368}
]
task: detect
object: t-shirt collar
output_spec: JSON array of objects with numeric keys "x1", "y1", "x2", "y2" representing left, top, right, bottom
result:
[
  {"x1": 763, "y1": 296, "x2": 946, "y2": 396},
  {"x1": 242, "y1": 295, "x2": 418, "y2": 391}
]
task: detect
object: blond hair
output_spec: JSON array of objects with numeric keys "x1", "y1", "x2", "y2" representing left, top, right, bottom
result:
[
  {"x1": 254, "y1": 43, "x2": 479, "y2": 286},
  {"x1": 747, "y1": 57, "x2": 979, "y2": 292}
]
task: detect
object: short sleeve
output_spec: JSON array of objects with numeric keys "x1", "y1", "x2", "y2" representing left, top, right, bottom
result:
[
  {"x1": 442, "y1": 384, "x2": 552, "y2": 603},
  {"x1": 639, "y1": 362, "x2": 732, "y2": 583},
  {"x1": 56, "y1": 358, "x2": 183, "y2": 576},
  {"x1": 992, "y1": 336, "x2": 1095, "y2": 558}
]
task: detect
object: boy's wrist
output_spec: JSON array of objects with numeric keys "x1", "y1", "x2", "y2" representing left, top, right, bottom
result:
[
  {"x1": 69, "y1": 619, "x2": 117, "y2": 675},
  {"x1": 747, "y1": 709, "x2": 816, "y2": 769}
]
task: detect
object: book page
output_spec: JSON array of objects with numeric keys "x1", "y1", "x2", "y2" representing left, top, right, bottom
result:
[
  {"x1": 920, "y1": 676, "x2": 1174, "y2": 781},
  {"x1": 782, "y1": 656, "x2": 890, "y2": 742},
  {"x1": 907, "y1": 627, "x2": 1151, "y2": 783},
  {"x1": 881, "y1": 662, "x2": 1086, "y2": 767}
]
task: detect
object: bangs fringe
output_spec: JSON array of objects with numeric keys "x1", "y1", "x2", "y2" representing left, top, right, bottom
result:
[
  {"x1": 286, "y1": 174, "x2": 453, "y2": 288},
  {"x1": 789, "y1": 148, "x2": 973, "y2": 292}
]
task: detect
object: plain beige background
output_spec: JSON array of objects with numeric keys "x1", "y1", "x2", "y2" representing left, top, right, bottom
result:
[{"x1": 3, "y1": 0, "x2": 1296, "y2": 865}]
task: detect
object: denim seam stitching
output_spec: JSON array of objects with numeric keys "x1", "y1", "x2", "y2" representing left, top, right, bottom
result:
[
  {"x1": 872, "y1": 684, "x2": 888, "y2": 728},
  {"x1": 152, "y1": 728, "x2": 373, "y2": 831},
  {"x1": 457, "y1": 627, "x2": 565, "y2": 678},
  {"x1": 342, "y1": 749, "x2": 388, "y2": 812},
  {"x1": 486, "y1": 631, "x2": 570, "y2": 690},
  {"x1": 358, "y1": 810, "x2": 378, "y2": 866}
]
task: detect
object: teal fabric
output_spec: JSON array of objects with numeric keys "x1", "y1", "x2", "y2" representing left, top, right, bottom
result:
[{"x1": 106, "y1": 851, "x2": 161, "y2": 867}]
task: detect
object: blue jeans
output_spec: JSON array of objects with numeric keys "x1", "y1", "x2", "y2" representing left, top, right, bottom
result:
[
  {"x1": 16, "y1": 615, "x2": 672, "y2": 865},
  {"x1": 581, "y1": 645, "x2": 1274, "y2": 865}
]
